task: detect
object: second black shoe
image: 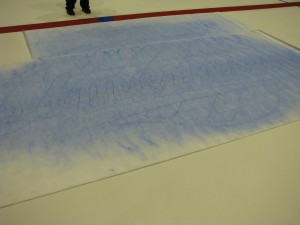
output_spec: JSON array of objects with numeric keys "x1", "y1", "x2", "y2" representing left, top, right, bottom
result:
[{"x1": 82, "y1": 8, "x2": 91, "y2": 14}]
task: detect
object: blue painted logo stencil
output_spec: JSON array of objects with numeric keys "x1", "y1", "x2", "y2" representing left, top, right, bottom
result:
[{"x1": 1, "y1": 14, "x2": 300, "y2": 207}]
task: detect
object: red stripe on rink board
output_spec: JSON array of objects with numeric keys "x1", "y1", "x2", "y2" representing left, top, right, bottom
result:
[
  {"x1": 0, "y1": 2, "x2": 300, "y2": 33},
  {"x1": 113, "y1": 2, "x2": 300, "y2": 21}
]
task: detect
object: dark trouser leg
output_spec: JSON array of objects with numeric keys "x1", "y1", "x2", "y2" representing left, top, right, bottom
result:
[
  {"x1": 66, "y1": 0, "x2": 76, "y2": 10},
  {"x1": 80, "y1": 0, "x2": 90, "y2": 9}
]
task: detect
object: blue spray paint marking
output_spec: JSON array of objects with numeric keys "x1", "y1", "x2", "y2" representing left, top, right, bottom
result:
[
  {"x1": 1, "y1": 33, "x2": 300, "y2": 156},
  {"x1": 97, "y1": 16, "x2": 114, "y2": 22}
]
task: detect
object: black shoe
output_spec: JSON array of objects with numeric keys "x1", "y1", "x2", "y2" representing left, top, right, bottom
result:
[
  {"x1": 82, "y1": 8, "x2": 91, "y2": 14},
  {"x1": 66, "y1": 9, "x2": 75, "y2": 16}
]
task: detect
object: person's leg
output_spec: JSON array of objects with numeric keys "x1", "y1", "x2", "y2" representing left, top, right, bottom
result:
[
  {"x1": 80, "y1": 0, "x2": 91, "y2": 14},
  {"x1": 66, "y1": 0, "x2": 76, "y2": 15}
]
